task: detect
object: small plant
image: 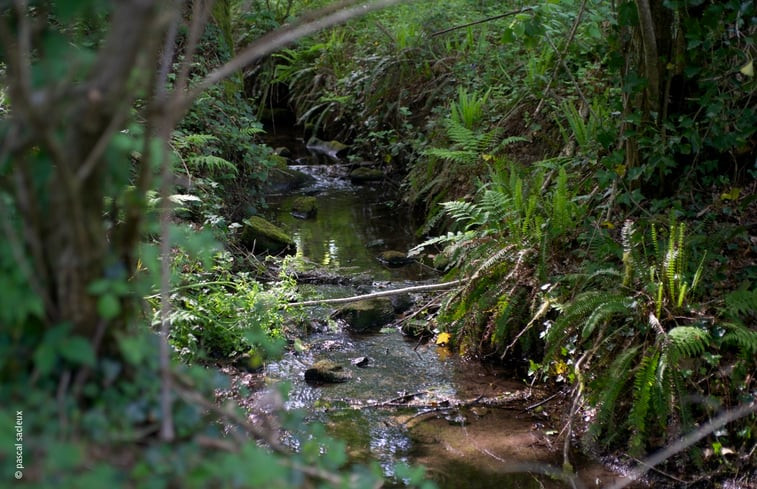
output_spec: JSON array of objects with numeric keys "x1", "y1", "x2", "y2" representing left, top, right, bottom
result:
[{"x1": 152, "y1": 251, "x2": 292, "y2": 363}]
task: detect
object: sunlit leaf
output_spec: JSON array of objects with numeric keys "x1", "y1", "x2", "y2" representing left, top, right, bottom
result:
[{"x1": 739, "y1": 60, "x2": 754, "y2": 77}]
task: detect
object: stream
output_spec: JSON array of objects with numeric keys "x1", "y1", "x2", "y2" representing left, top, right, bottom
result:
[{"x1": 245, "y1": 132, "x2": 637, "y2": 488}]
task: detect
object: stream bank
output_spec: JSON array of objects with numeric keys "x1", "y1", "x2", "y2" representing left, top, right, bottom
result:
[{"x1": 228, "y1": 131, "x2": 643, "y2": 488}]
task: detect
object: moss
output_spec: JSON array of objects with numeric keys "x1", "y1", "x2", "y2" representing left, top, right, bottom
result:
[
  {"x1": 291, "y1": 196, "x2": 317, "y2": 219},
  {"x1": 240, "y1": 216, "x2": 295, "y2": 255}
]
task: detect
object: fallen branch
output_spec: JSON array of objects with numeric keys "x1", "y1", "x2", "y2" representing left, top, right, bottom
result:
[{"x1": 287, "y1": 279, "x2": 464, "y2": 307}]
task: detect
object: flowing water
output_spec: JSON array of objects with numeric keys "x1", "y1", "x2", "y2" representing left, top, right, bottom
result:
[{"x1": 255, "y1": 132, "x2": 635, "y2": 488}]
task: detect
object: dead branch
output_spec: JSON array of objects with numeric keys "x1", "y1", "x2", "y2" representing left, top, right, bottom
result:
[{"x1": 287, "y1": 279, "x2": 464, "y2": 307}]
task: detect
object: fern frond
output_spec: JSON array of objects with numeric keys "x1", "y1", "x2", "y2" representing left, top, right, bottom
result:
[
  {"x1": 493, "y1": 135, "x2": 529, "y2": 153},
  {"x1": 628, "y1": 348, "x2": 661, "y2": 454},
  {"x1": 423, "y1": 147, "x2": 479, "y2": 165},
  {"x1": 585, "y1": 345, "x2": 641, "y2": 446},
  {"x1": 440, "y1": 200, "x2": 485, "y2": 228},
  {"x1": 581, "y1": 295, "x2": 633, "y2": 339},
  {"x1": 408, "y1": 231, "x2": 471, "y2": 257},
  {"x1": 187, "y1": 155, "x2": 238, "y2": 176},
  {"x1": 724, "y1": 288, "x2": 757, "y2": 319},
  {"x1": 544, "y1": 291, "x2": 625, "y2": 362},
  {"x1": 241, "y1": 125, "x2": 265, "y2": 137},
  {"x1": 721, "y1": 322, "x2": 757, "y2": 356},
  {"x1": 479, "y1": 189, "x2": 513, "y2": 224},
  {"x1": 472, "y1": 244, "x2": 516, "y2": 280},
  {"x1": 667, "y1": 326, "x2": 710, "y2": 360},
  {"x1": 173, "y1": 133, "x2": 218, "y2": 149}
]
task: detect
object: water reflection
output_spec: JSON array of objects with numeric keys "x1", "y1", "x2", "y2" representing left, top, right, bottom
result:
[{"x1": 267, "y1": 167, "x2": 434, "y2": 281}]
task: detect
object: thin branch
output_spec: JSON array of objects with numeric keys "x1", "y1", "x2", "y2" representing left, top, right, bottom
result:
[
  {"x1": 606, "y1": 399, "x2": 757, "y2": 489},
  {"x1": 534, "y1": 0, "x2": 588, "y2": 116},
  {"x1": 158, "y1": 134, "x2": 175, "y2": 442},
  {"x1": 172, "y1": 377, "x2": 287, "y2": 453},
  {"x1": 287, "y1": 279, "x2": 464, "y2": 307},
  {"x1": 430, "y1": 7, "x2": 535, "y2": 37},
  {"x1": 76, "y1": 111, "x2": 127, "y2": 182},
  {"x1": 543, "y1": 31, "x2": 597, "y2": 122},
  {"x1": 156, "y1": 0, "x2": 184, "y2": 99},
  {"x1": 174, "y1": 0, "x2": 213, "y2": 97}
]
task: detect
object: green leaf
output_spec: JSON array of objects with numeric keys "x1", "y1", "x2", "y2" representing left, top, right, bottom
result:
[
  {"x1": 97, "y1": 293, "x2": 121, "y2": 320},
  {"x1": 33, "y1": 343, "x2": 57, "y2": 376},
  {"x1": 60, "y1": 337, "x2": 96, "y2": 367}
]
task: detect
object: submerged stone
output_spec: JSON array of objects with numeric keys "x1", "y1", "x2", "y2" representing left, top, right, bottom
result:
[
  {"x1": 350, "y1": 356, "x2": 370, "y2": 367},
  {"x1": 304, "y1": 359, "x2": 352, "y2": 384},
  {"x1": 377, "y1": 250, "x2": 414, "y2": 267},
  {"x1": 240, "y1": 216, "x2": 295, "y2": 255},
  {"x1": 291, "y1": 196, "x2": 317, "y2": 219},
  {"x1": 349, "y1": 167, "x2": 384, "y2": 184},
  {"x1": 334, "y1": 298, "x2": 395, "y2": 333},
  {"x1": 390, "y1": 293, "x2": 414, "y2": 313}
]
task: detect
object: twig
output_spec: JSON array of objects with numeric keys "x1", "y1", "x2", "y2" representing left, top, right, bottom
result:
[
  {"x1": 543, "y1": 31, "x2": 597, "y2": 122},
  {"x1": 523, "y1": 391, "x2": 562, "y2": 412},
  {"x1": 287, "y1": 279, "x2": 463, "y2": 307},
  {"x1": 430, "y1": 7, "x2": 535, "y2": 37},
  {"x1": 172, "y1": 378, "x2": 287, "y2": 453}
]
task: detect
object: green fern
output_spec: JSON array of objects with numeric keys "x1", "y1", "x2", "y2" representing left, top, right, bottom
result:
[
  {"x1": 450, "y1": 86, "x2": 489, "y2": 129},
  {"x1": 721, "y1": 322, "x2": 757, "y2": 356},
  {"x1": 422, "y1": 147, "x2": 480, "y2": 165},
  {"x1": 544, "y1": 291, "x2": 631, "y2": 363},
  {"x1": 667, "y1": 326, "x2": 710, "y2": 360},
  {"x1": 724, "y1": 288, "x2": 757, "y2": 319},
  {"x1": 173, "y1": 133, "x2": 219, "y2": 149},
  {"x1": 581, "y1": 295, "x2": 634, "y2": 339},
  {"x1": 628, "y1": 349, "x2": 661, "y2": 455},
  {"x1": 585, "y1": 345, "x2": 641, "y2": 446},
  {"x1": 187, "y1": 155, "x2": 238, "y2": 177},
  {"x1": 439, "y1": 200, "x2": 485, "y2": 229}
]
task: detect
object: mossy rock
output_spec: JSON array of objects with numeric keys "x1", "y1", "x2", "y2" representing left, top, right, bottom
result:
[
  {"x1": 349, "y1": 167, "x2": 384, "y2": 184},
  {"x1": 291, "y1": 196, "x2": 317, "y2": 219},
  {"x1": 306, "y1": 136, "x2": 350, "y2": 159},
  {"x1": 377, "y1": 250, "x2": 414, "y2": 267},
  {"x1": 264, "y1": 159, "x2": 315, "y2": 193},
  {"x1": 240, "y1": 216, "x2": 295, "y2": 255},
  {"x1": 304, "y1": 359, "x2": 352, "y2": 384},
  {"x1": 334, "y1": 298, "x2": 395, "y2": 333}
]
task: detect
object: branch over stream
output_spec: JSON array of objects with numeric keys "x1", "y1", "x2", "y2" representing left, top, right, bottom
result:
[{"x1": 286, "y1": 279, "x2": 464, "y2": 307}]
